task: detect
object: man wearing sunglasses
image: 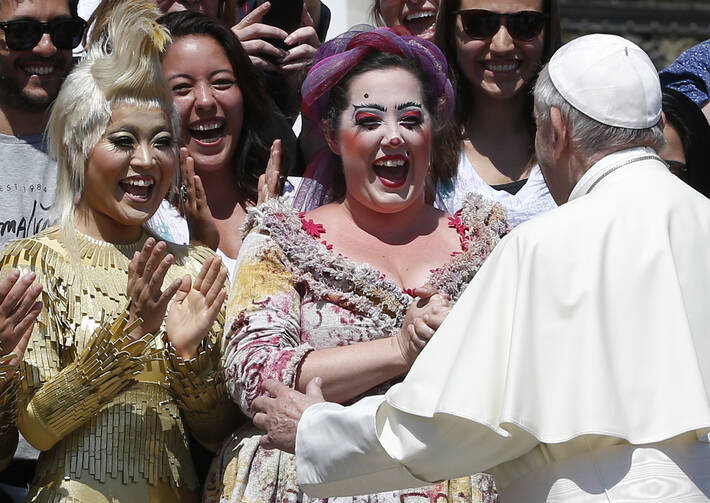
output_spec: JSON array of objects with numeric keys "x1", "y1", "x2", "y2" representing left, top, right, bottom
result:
[
  {"x1": 0, "y1": 0, "x2": 83, "y2": 247},
  {"x1": 0, "y1": 1, "x2": 82, "y2": 501},
  {"x1": 249, "y1": 34, "x2": 710, "y2": 502}
]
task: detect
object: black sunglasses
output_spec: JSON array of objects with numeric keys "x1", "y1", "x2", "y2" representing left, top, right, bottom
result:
[
  {"x1": 0, "y1": 17, "x2": 86, "y2": 51},
  {"x1": 454, "y1": 9, "x2": 546, "y2": 41}
]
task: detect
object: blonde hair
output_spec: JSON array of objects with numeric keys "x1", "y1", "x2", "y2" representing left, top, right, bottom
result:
[{"x1": 47, "y1": 0, "x2": 178, "y2": 236}]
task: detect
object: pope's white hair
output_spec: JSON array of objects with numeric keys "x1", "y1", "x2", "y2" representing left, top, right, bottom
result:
[
  {"x1": 533, "y1": 65, "x2": 666, "y2": 158},
  {"x1": 46, "y1": 0, "x2": 179, "y2": 234}
]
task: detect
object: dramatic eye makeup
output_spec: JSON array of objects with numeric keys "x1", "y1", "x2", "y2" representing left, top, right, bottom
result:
[
  {"x1": 352, "y1": 104, "x2": 386, "y2": 127},
  {"x1": 351, "y1": 102, "x2": 425, "y2": 128},
  {"x1": 108, "y1": 133, "x2": 136, "y2": 150}
]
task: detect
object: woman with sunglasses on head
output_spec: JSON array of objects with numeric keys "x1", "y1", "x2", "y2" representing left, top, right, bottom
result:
[
  {"x1": 0, "y1": 2, "x2": 240, "y2": 501},
  {"x1": 204, "y1": 26, "x2": 508, "y2": 503},
  {"x1": 433, "y1": 0, "x2": 561, "y2": 227}
]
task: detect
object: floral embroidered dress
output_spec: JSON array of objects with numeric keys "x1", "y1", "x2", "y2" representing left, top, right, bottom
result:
[{"x1": 204, "y1": 195, "x2": 508, "y2": 503}]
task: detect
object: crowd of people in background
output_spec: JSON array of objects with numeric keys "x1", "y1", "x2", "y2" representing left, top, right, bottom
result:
[{"x1": 0, "y1": 0, "x2": 709, "y2": 502}]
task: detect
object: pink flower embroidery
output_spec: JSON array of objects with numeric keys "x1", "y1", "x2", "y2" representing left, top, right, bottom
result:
[{"x1": 300, "y1": 217, "x2": 326, "y2": 238}]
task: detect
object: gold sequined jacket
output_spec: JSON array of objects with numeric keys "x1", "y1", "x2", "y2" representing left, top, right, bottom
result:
[{"x1": 0, "y1": 226, "x2": 242, "y2": 503}]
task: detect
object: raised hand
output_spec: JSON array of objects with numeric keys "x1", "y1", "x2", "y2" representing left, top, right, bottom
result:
[
  {"x1": 165, "y1": 255, "x2": 227, "y2": 359},
  {"x1": 253, "y1": 377, "x2": 325, "y2": 453},
  {"x1": 126, "y1": 238, "x2": 182, "y2": 339},
  {"x1": 231, "y1": 2, "x2": 288, "y2": 73},
  {"x1": 257, "y1": 139, "x2": 282, "y2": 204},
  {"x1": 0, "y1": 270, "x2": 42, "y2": 367},
  {"x1": 179, "y1": 147, "x2": 219, "y2": 250},
  {"x1": 394, "y1": 286, "x2": 451, "y2": 366},
  {"x1": 279, "y1": 4, "x2": 320, "y2": 86}
]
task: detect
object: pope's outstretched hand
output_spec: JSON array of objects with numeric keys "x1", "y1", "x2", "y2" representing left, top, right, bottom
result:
[{"x1": 253, "y1": 378, "x2": 325, "y2": 453}]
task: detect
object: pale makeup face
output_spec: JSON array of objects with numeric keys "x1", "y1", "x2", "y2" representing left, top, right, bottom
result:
[
  {"x1": 162, "y1": 35, "x2": 244, "y2": 175},
  {"x1": 379, "y1": 0, "x2": 440, "y2": 41},
  {"x1": 0, "y1": 0, "x2": 74, "y2": 110},
  {"x1": 455, "y1": 0, "x2": 545, "y2": 102},
  {"x1": 81, "y1": 104, "x2": 177, "y2": 232},
  {"x1": 330, "y1": 67, "x2": 432, "y2": 214}
]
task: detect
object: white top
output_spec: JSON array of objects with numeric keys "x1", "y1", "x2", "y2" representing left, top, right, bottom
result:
[
  {"x1": 435, "y1": 151, "x2": 557, "y2": 227},
  {"x1": 295, "y1": 147, "x2": 710, "y2": 502}
]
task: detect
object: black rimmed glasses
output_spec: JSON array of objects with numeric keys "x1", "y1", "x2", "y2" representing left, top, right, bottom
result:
[
  {"x1": 454, "y1": 9, "x2": 546, "y2": 41},
  {"x1": 0, "y1": 18, "x2": 86, "y2": 51}
]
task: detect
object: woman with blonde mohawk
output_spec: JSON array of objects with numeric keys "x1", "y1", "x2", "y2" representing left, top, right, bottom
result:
[{"x1": 0, "y1": 1, "x2": 240, "y2": 502}]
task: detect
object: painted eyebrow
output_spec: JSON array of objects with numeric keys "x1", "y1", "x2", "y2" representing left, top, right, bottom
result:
[
  {"x1": 353, "y1": 103, "x2": 386, "y2": 112},
  {"x1": 152, "y1": 126, "x2": 172, "y2": 137},
  {"x1": 396, "y1": 101, "x2": 423, "y2": 110},
  {"x1": 106, "y1": 126, "x2": 170, "y2": 137},
  {"x1": 107, "y1": 126, "x2": 137, "y2": 136}
]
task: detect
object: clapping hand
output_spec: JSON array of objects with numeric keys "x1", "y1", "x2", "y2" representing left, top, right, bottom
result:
[
  {"x1": 0, "y1": 270, "x2": 42, "y2": 368},
  {"x1": 165, "y1": 255, "x2": 227, "y2": 359},
  {"x1": 179, "y1": 147, "x2": 219, "y2": 250},
  {"x1": 127, "y1": 238, "x2": 183, "y2": 339},
  {"x1": 257, "y1": 139, "x2": 282, "y2": 204}
]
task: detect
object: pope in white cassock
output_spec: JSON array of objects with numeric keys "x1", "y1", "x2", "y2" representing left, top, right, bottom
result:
[{"x1": 252, "y1": 34, "x2": 710, "y2": 502}]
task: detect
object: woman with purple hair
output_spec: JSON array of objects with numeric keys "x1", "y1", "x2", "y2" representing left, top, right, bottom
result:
[{"x1": 204, "y1": 27, "x2": 507, "y2": 503}]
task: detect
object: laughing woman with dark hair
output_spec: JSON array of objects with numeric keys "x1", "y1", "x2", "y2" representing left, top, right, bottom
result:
[{"x1": 157, "y1": 11, "x2": 290, "y2": 275}]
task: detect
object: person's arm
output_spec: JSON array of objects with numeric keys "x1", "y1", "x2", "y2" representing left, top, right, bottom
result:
[
  {"x1": 0, "y1": 269, "x2": 42, "y2": 470},
  {"x1": 0, "y1": 357, "x2": 19, "y2": 472},
  {"x1": 163, "y1": 252, "x2": 245, "y2": 451},
  {"x1": 294, "y1": 395, "x2": 537, "y2": 498},
  {"x1": 225, "y1": 232, "x2": 449, "y2": 412},
  {"x1": 0, "y1": 239, "x2": 170, "y2": 451},
  {"x1": 295, "y1": 292, "x2": 450, "y2": 403}
]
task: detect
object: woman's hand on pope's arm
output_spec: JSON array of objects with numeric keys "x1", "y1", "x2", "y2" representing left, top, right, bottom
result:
[
  {"x1": 253, "y1": 377, "x2": 325, "y2": 453},
  {"x1": 165, "y1": 255, "x2": 228, "y2": 359}
]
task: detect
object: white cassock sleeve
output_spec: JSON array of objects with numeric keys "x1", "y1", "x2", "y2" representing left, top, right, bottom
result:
[{"x1": 296, "y1": 396, "x2": 538, "y2": 498}]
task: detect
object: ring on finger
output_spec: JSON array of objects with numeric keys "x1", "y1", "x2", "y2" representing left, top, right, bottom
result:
[{"x1": 179, "y1": 183, "x2": 189, "y2": 202}]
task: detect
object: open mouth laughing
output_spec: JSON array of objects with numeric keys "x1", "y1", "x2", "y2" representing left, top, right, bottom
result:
[
  {"x1": 119, "y1": 175, "x2": 155, "y2": 203},
  {"x1": 373, "y1": 155, "x2": 409, "y2": 188},
  {"x1": 188, "y1": 119, "x2": 225, "y2": 146},
  {"x1": 404, "y1": 9, "x2": 437, "y2": 37}
]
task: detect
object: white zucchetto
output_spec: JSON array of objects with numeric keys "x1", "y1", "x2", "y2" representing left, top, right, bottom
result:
[{"x1": 548, "y1": 34, "x2": 662, "y2": 129}]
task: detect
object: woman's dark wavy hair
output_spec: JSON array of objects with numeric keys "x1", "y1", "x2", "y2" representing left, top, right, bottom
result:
[
  {"x1": 662, "y1": 88, "x2": 710, "y2": 197},
  {"x1": 432, "y1": 0, "x2": 561, "y2": 181},
  {"x1": 159, "y1": 10, "x2": 287, "y2": 204}
]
